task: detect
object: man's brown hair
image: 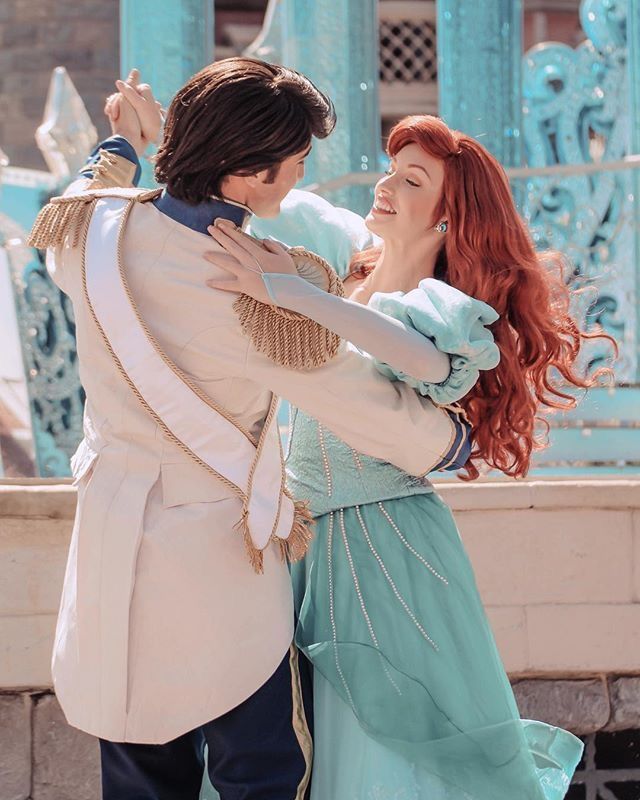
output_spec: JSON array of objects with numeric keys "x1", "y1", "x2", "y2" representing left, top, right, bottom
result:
[{"x1": 154, "y1": 57, "x2": 336, "y2": 203}]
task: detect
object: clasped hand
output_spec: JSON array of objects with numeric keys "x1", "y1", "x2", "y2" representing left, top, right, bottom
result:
[
  {"x1": 104, "y1": 69, "x2": 164, "y2": 157},
  {"x1": 205, "y1": 220, "x2": 297, "y2": 306}
]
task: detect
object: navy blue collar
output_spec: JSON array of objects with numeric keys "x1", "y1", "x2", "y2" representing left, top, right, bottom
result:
[{"x1": 152, "y1": 190, "x2": 252, "y2": 235}]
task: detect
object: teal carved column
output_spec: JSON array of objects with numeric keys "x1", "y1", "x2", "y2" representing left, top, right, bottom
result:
[
  {"x1": 437, "y1": 0, "x2": 524, "y2": 169},
  {"x1": 248, "y1": 0, "x2": 381, "y2": 215},
  {"x1": 120, "y1": 0, "x2": 214, "y2": 184},
  {"x1": 629, "y1": 0, "x2": 640, "y2": 380}
]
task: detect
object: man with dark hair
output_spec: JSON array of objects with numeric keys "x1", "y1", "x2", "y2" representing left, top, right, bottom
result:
[
  {"x1": 154, "y1": 58, "x2": 335, "y2": 208},
  {"x1": 30, "y1": 60, "x2": 458, "y2": 799}
]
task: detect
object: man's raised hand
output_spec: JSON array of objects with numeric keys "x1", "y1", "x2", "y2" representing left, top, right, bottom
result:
[{"x1": 114, "y1": 69, "x2": 164, "y2": 154}]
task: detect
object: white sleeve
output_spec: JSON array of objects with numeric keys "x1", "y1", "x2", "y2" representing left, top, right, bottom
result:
[{"x1": 262, "y1": 273, "x2": 451, "y2": 384}]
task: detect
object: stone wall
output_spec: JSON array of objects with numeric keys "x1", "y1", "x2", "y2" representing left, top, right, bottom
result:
[
  {"x1": 1, "y1": 678, "x2": 639, "y2": 800},
  {"x1": 1, "y1": 478, "x2": 639, "y2": 798},
  {"x1": 0, "y1": 0, "x2": 262, "y2": 173},
  {"x1": 450, "y1": 480, "x2": 640, "y2": 675},
  {"x1": 1, "y1": 693, "x2": 99, "y2": 800},
  {"x1": 0, "y1": 0, "x2": 120, "y2": 171}
]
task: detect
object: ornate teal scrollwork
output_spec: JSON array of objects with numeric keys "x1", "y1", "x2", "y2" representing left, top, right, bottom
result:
[
  {"x1": 521, "y1": 0, "x2": 633, "y2": 378},
  {"x1": 1, "y1": 212, "x2": 83, "y2": 477}
]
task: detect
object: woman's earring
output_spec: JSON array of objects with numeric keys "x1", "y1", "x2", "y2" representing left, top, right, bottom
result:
[{"x1": 434, "y1": 221, "x2": 448, "y2": 234}]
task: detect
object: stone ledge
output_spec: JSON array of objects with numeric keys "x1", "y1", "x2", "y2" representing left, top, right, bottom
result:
[
  {"x1": 512, "y1": 678, "x2": 610, "y2": 735},
  {"x1": 0, "y1": 615, "x2": 57, "y2": 689},
  {"x1": 525, "y1": 604, "x2": 640, "y2": 673},
  {"x1": 1, "y1": 478, "x2": 640, "y2": 519},
  {"x1": 0, "y1": 483, "x2": 76, "y2": 520},
  {"x1": 440, "y1": 478, "x2": 640, "y2": 512}
]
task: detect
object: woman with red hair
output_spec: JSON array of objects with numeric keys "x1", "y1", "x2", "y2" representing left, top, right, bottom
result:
[{"x1": 207, "y1": 114, "x2": 612, "y2": 799}]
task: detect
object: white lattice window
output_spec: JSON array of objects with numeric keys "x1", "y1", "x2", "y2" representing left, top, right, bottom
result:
[
  {"x1": 379, "y1": 17, "x2": 436, "y2": 82},
  {"x1": 378, "y1": 1, "x2": 438, "y2": 118}
]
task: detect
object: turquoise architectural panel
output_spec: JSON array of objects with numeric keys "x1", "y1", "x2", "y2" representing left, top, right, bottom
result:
[
  {"x1": 436, "y1": 0, "x2": 524, "y2": 169},
  {"x1": 247, "y1": 0, "x2": 381, "y2": 215},
  {"x1": 629, "y1": 0, "x2": 640, "y2": 382},
  {"x1": 120, "y1": 0, "x2": 214, "y2": 185},
  {"x1": 520, "y1": 0, "x2": 639, "y2": 471},
  {"x1": 520, "y1": 0, "x2": 635, "y2": 380}
]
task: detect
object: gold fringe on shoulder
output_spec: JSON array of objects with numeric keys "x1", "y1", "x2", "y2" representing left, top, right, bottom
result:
[
  {"x1": 233, "y1": 248, "x2": 345, "y2": 370},
  {"x1": 28, "y1": 186, "x2": 161, "y2": 251},
  {"x1": 28, "y1": 193, "x2": 98, "y2": 250}
]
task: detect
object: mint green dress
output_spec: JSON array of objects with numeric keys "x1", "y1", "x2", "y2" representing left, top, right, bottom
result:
[
  {"x1": 251, "y1": 191, "x2": 583, "y2": 799},
  {"x1": 283, "y1": 280, "x2": 583, "y2": 800}
]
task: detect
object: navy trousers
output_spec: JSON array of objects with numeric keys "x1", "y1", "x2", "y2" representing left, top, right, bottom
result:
[{"x1": 100, "y1": 646, "x2": 313, "y2": 800}]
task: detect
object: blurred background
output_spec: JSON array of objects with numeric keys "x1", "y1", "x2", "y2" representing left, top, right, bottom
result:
[{"x1": 0, "y1": 0, "x2": 586, "y2": 171}]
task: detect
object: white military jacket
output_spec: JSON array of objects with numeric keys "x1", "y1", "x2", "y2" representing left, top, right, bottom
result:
[{"x1": 39, "y1": 186, "x2": 458, "y2": 744}]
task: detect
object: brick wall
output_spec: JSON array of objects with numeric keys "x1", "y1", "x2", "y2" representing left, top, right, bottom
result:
[{"x1": 0, "y1": 0, "x2": 119, "y2": 171}]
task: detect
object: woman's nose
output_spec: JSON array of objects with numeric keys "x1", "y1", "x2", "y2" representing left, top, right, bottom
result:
[{"x1": 379, "y1": 173, "x2": 396, "y2": 192}]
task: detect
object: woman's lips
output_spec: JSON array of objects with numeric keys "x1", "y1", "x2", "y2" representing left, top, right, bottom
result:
[{"x1": 371, "y1": 200, "x2": 397, "y2": 216}]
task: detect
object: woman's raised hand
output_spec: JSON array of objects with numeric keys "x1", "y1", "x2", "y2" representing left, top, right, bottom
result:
[{"x1": 205, "y1": 220, "x2": 297, "y2": 305}]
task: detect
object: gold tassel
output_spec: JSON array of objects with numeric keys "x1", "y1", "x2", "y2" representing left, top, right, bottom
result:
[
  {"x1": 233, "y1": 248, "x2": 345, "y2": 370},
  {"x1": 28, "y1": 194, "x2": 97, "y2": 250},
  {"x1": 236, "y1": 497, "x2": 314, "y2": 571},
  {"x1": 235, "y1": 510, "x2": 265, "y2": 575},
  {"x1": 276, "y1": 498, "x2": 315, "y2": 563}
]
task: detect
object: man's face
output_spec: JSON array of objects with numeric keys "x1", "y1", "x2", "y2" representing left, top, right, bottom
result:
[{"x1": 249, "y1": 144, "x2": 312, "y2": 217}]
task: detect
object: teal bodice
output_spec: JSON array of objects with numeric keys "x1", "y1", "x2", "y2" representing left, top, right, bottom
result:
[{"x1": 285, "y1": 408, "x2": 435, "y2": 518}]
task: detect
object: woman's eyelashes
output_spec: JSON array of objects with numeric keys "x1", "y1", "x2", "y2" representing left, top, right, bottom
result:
[{"x1": 384, "y1": 168, "x2": 420, "y2": 187}]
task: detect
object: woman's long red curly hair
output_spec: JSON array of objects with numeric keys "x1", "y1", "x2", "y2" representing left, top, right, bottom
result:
[{"x1": 352, "y1": 115, "x2": 615, "y2": 480}]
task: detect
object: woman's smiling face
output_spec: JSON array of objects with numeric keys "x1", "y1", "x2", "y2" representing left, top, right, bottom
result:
[{"x1": 365, "y1": 142, "x2": 446, "y2": 240}]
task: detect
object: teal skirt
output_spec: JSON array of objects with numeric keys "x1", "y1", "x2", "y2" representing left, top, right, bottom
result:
[{"x1": 291, "y1": 493, "x2": 583, "y2": 800}]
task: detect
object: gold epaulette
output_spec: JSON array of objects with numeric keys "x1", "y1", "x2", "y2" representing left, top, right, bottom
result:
[
  {"x1": 28, "y1": 193, "x2": 98, "y2": 250},
  {"x1": 27, "y1": 187, "x2": 162, "y2": 251},
  {"x1": 86, "y1": 150, "x2": 138, "y2": 190},
  {"x1": 234, "y1": 247, "x2": 345, "y2": 370}
]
